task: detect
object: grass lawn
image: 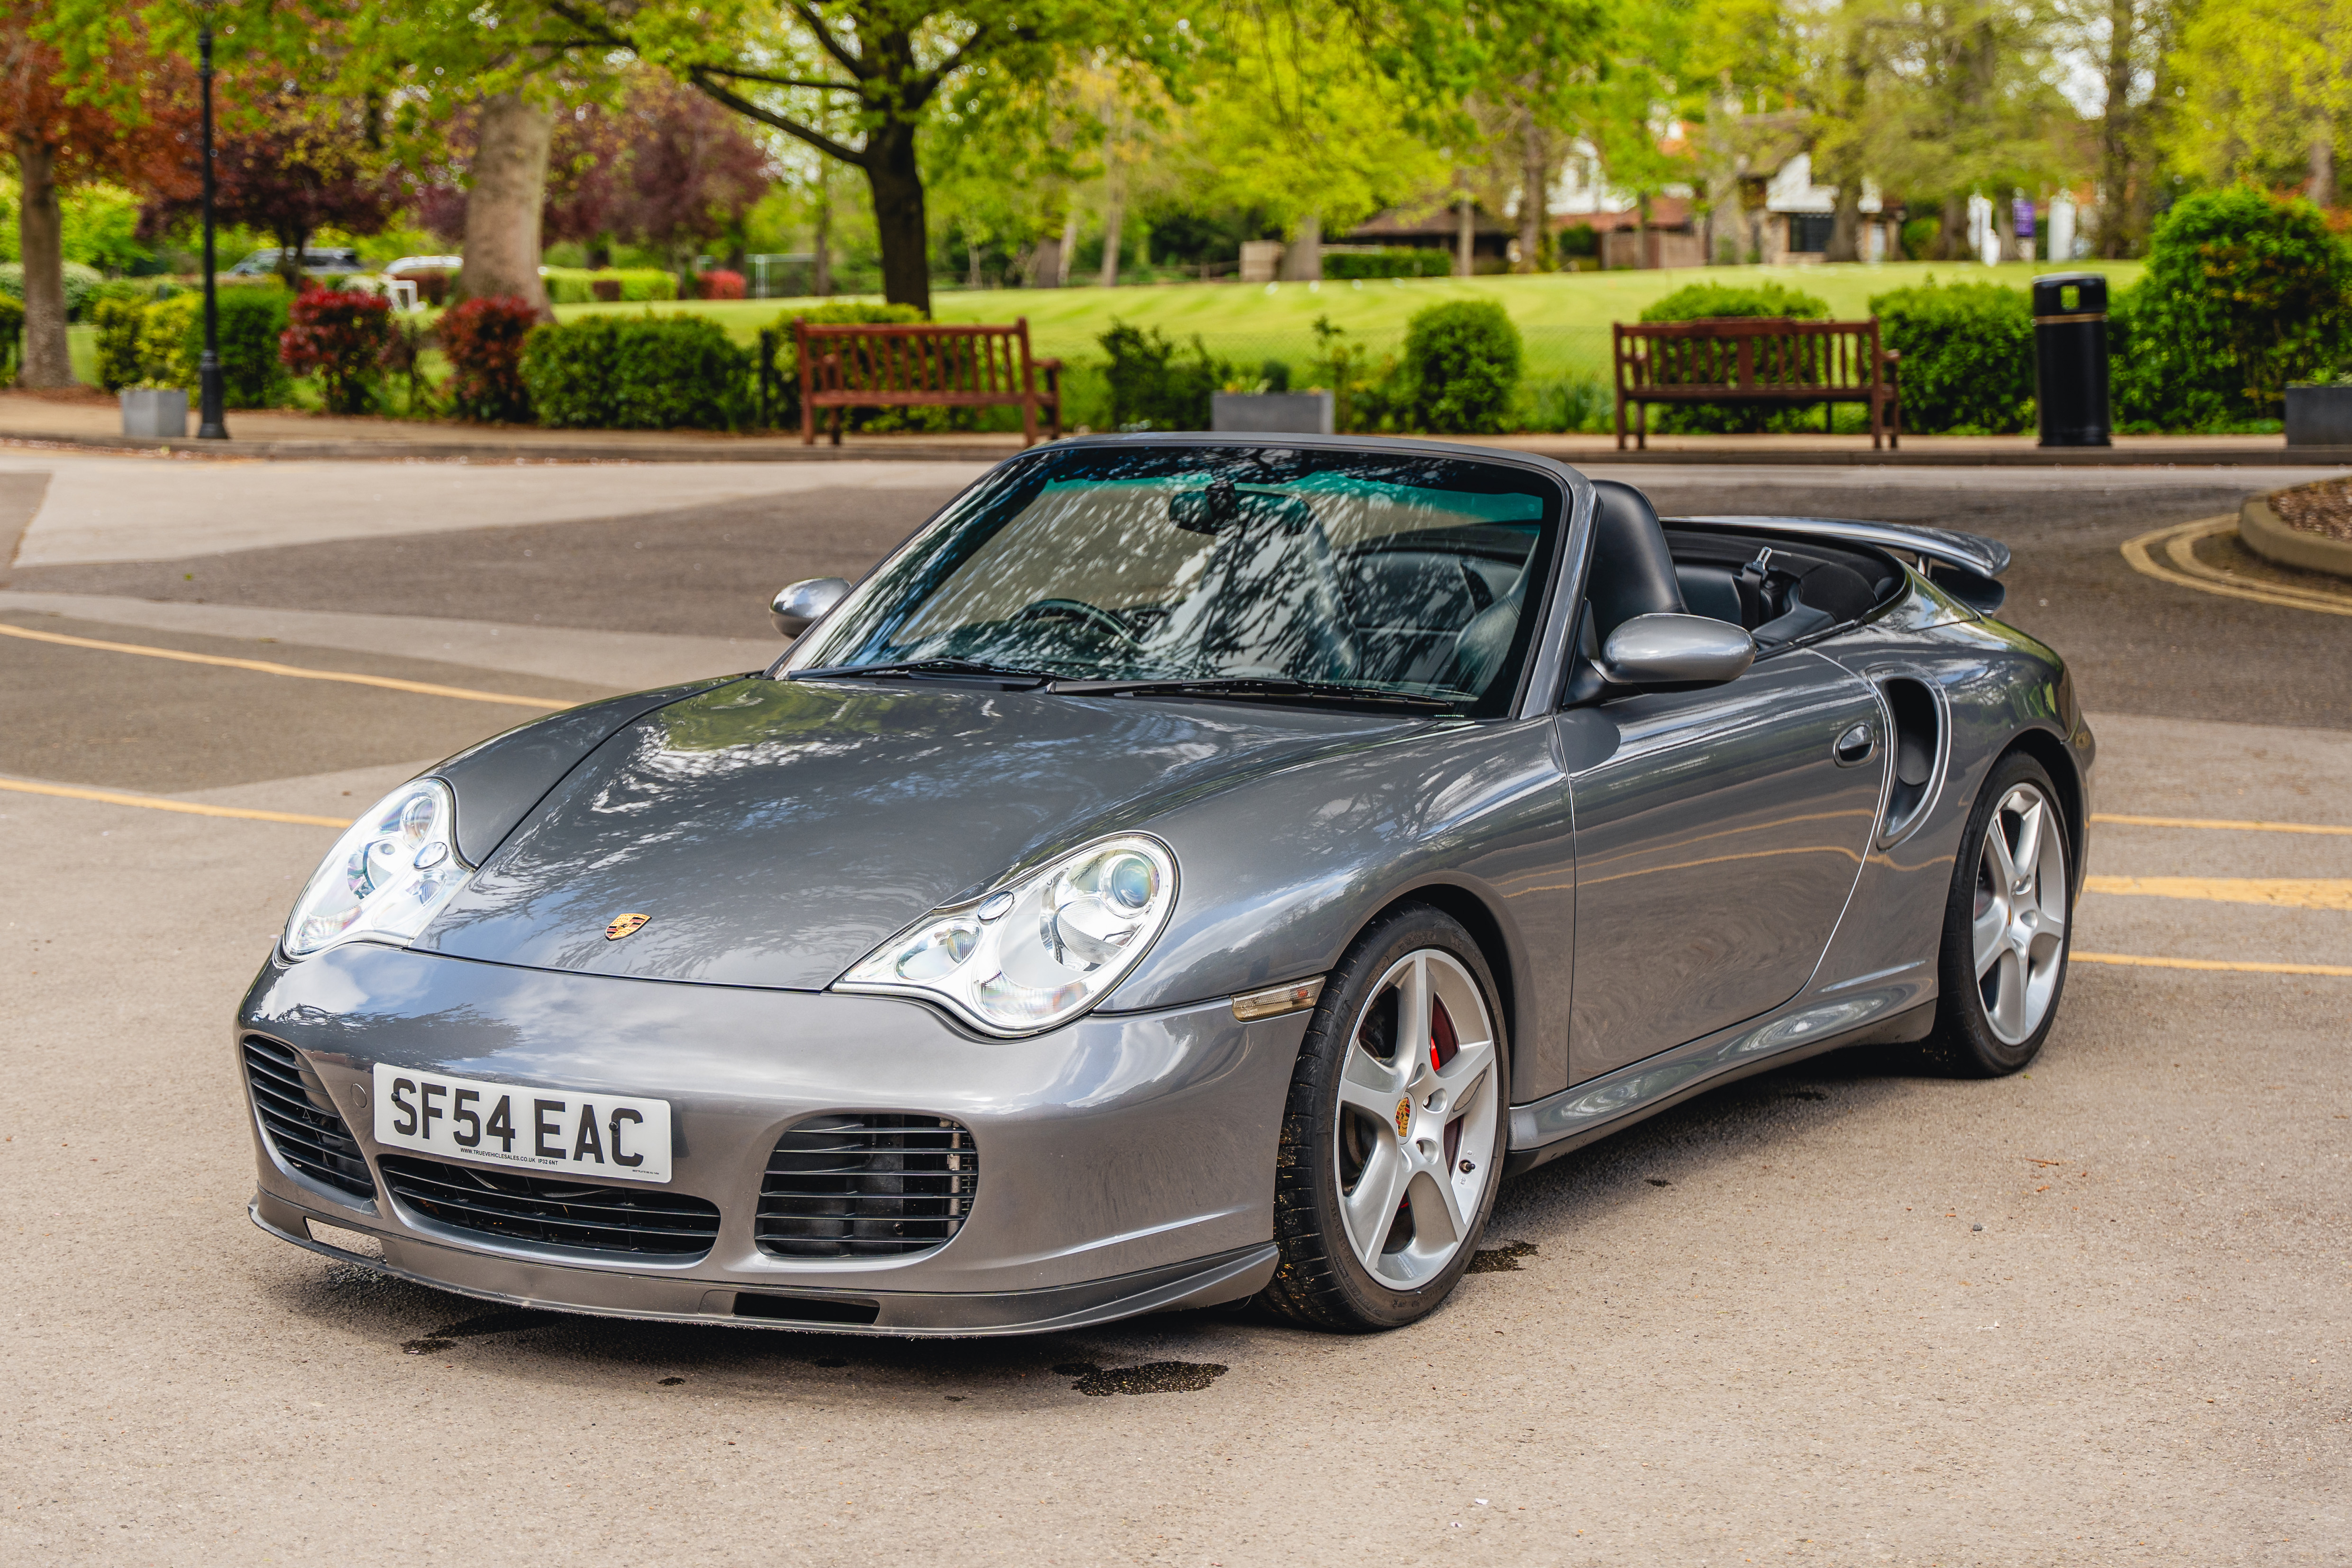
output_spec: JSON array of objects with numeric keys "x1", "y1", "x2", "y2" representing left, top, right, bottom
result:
[{"x1": 552, "y1": 260, "x2": 2144, "y2": 384}]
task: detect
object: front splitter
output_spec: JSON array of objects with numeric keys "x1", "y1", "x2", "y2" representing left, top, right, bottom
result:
[{"x1": 251, "y1": 1188, "x2": 1277, "y2": 1338}]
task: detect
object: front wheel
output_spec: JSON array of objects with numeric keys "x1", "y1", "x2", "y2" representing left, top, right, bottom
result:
[
  {"x1": 1258, "y1": 907, "x2": 1508, "y2": 1331},
  {"x1": 1923, "y1": 751, "x2": 2073, "y2": 1076}
]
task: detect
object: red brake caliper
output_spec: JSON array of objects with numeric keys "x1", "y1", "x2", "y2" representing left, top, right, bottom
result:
[{"x1": 1432, "y1": 998, "x2": 1464, "y2": 1175}]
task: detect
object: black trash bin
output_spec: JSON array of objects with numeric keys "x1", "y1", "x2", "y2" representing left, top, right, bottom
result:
[{"x1": 2033, "y1": 272, "x2": 2110, "y2": 447}]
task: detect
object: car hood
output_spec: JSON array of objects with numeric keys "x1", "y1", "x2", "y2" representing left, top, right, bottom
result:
[{"x1": 417, "y1": 676, "x2": 1411, "y2": 990}]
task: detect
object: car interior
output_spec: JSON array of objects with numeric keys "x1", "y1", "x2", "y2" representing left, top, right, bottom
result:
[{"x1": 1557, "y1": 481, "x2": 1908, "y2": 704}]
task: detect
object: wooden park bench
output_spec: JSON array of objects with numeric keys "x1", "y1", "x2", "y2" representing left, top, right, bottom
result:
[
  {"x1": 1613, "y1": 318, "x2": 1902, "y2": 451},
  {"x1": 793, "y1": 318, "x2": 1063, "y2": 446}
]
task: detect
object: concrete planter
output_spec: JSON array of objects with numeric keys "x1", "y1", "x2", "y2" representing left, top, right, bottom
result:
[
  {"x1": 120, "y1": 388, "x2": 189, "y2": 439},
  {"x1": 2284, "y1": 384, "x2": 2352, "y2": 448},
  {"x1": 1211, "y1": 390, "x2": 1334, "y2": 436},
  {"x1": 2241, "y1": 495, "x2": 2352, "y2": 582}
]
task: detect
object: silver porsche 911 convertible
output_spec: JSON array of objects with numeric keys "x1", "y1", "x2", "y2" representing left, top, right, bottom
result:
[{"x1": 239, "y1": 435, "x2": 2092, "y2": 1335}]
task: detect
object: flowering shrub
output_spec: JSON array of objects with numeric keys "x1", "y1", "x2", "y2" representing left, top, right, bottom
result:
[
  {"x1": 438, "y1": 295, "x2": 539, "y2": 422},
  {"x1": 695, "y1": 269, "x2": 746, "y2": 300},
  {"x1": 280, "y1": 287, "x2": 393, "y2": 414}
]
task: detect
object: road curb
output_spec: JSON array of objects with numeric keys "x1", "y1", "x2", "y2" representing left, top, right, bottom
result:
[
  {"x1": 9, "y1": 425, "x2": 2352, "y2": 468},
  {"x1": 2241, "y1": 494, "x2": 2352, "y2": 581},
  {"x1": 0, "y1": 429, "x2": 1020, "y2": 464}
]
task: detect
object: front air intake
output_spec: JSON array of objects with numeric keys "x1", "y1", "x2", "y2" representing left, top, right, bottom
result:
[
  {"x1": 380, "y1": 1156, "x2": 721, "y2": 1258},
  {"x1": 242, "y1": 1036, "x2": 376, "y2": 1203},
  {"x1": 756, "y1": 1114, "x2": 978, "y2": 1258}
]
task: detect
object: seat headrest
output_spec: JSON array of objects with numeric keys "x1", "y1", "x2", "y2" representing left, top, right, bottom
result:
[{"x1": 1586, "y1": 480, "x2": 1686, "y2": 638}]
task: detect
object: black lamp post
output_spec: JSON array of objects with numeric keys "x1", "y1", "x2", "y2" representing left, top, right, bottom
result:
[{"x1": 195, "y1": 1, "x2": 227, "y2": 440}]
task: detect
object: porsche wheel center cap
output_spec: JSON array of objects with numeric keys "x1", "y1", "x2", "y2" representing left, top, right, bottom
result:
[{"x1": 1394, "y1": 1096, "x2": 1412, "y2": 1140}]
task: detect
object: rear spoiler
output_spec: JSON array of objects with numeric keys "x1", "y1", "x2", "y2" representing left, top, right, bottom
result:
[{"x1": 1667, "y1": 514, "x2": 2010, "y2": 614}]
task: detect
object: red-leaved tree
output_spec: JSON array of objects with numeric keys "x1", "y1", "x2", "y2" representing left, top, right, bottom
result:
[{"x1": 0, "y1": 7, "x2": 196, "y2": 386}]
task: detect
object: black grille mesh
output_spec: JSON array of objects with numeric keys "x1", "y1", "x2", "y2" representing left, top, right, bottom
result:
[
  {"x1": 757, "y1": 1114, "x2": 978, "y2": 1258},
  {"x1": 379, "y1": 1156, "x2": 721, "y2": 1257},
  {"x1": 242, "y1": 1036, "x2": 375, "y2": 1203}
]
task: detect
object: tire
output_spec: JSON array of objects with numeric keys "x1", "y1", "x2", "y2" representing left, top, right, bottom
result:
[
  {"x1": 1922, "y1": 751, "x2": 2074, "y2": 1077},
  {"x1": 1258, "y1": 906, "x2": 1509, "y2": 1331}
]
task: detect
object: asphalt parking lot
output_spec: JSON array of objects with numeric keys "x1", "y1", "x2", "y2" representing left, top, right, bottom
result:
[{"x1": 2, "y1": 452, "x2": 2346, "y2": 1566}]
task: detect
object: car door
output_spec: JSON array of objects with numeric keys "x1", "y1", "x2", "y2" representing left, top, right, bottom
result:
[{"x1": 1561, "y1": 649, "x2": 1885, "y2": 1083}]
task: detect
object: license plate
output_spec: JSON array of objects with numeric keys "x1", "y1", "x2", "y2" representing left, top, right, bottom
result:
[{"x1": 371, "y1": 1065, "x2": 673, "y2": 1184}]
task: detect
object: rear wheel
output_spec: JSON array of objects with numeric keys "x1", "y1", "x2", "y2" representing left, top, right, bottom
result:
[
  {"x1": 1923, "y1": 752, "x2": 2073, "y2": 1076},
  {"x1": 1258, "y1": 907, "x2": 1507, "y2": 1331}
]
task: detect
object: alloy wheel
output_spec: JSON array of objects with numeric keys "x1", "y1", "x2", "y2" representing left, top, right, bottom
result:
[
  {"x1": 1970, "y1": 782, "x2": 2069, "y2": 1045},
  {"x1": 1332, "y1": 948, "x2": 1501, "y2": 1287}
]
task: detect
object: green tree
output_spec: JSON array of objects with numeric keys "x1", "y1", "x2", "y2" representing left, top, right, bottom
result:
[
  {"x1": 549, "y1": 0, "x2": 1196, "y2": 312},
  {"x1": 2167, "y1": 0, "x2": 2351, "y2": 206}
]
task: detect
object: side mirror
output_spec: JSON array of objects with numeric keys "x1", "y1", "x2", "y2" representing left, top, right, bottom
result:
[
  {"x1": 1598, "y1": 612, "x2": 1755, "y2": 690},
  {"x1": 770, "y1": 577, "x2": 849, "y2": 638}
]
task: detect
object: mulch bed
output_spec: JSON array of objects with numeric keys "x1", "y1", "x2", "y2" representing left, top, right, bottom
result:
[{"x1": 2270, "y1": 477, "x2": 2352, "y2": 543}]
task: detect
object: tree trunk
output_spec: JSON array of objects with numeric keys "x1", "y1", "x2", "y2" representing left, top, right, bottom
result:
[
  {"x1": 1516, "y1": 111, "x2": 1546, "y2": 274},
  {"x1": 1056, "y1": 210, "x2": 1078, "y2": 287},
  {"x1": 1098, "y1": 181, "x2": 1125, "y2": 288},
  {"x1": 814, "y1": 170, "x2": 833, "y2": 297},
  {"x1": 1635, "y1": 197, "x2": 1650, "y2": 269},
  {"x1": 2312, "y1": 133, "x2": 2337, "y2": 208},
  {"x1": 1280, "y1": 210, "x2": 1322, "y2": 280},
  {"x1": 1825, "y1": 184, "x2": 1861, "y2": 263},
  {"x1": 1936, "y1": 194, "x2": 1967, "y2": 260},
  {"x1": 14, "y1": 135, "x2": 70, "y2": 388},
  {"x1": 864, "y1": 123, "x2": 930, "y2": 313},
  {"x1": 2097, "y1": 0, "x2": 2137, "y2": 259},
  {"x1": 1455, "y1": 182, "x2": 1475, "y2": 277},
  {"x1": 459, "y1": 94, "x2": 555, "y2": 316}
]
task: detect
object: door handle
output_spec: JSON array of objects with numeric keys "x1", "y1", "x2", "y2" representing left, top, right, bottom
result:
[{"x1": 1834, "y1": 723, "x2": 1875, "y2": 766}]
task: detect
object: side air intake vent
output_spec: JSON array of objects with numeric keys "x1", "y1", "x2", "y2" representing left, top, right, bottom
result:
[
  {"x1": 757, "y1": 1114, "x2": 978, "y2": 1258},
  {"x1": 242, "y1": 1036, "x2": 376, "y2": 1203},
  {"x1": 1879, "y1": 676, "x2": 1944, "y2": 842}
]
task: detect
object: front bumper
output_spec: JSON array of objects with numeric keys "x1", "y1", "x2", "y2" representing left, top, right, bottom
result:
[{"x1": 237, "y1": 945, "x2": 1303, "y2": 1335}]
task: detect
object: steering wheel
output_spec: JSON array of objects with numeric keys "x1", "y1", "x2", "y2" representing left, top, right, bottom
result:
[{"x1": 1011, "y1": 598, "x2": 1141, "y2": 645}]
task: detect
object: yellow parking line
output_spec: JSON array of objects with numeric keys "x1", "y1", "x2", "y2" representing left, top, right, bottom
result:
[
  {"x1": 2073, "y1": 951, "x2": 2352, "y2": 978},
  {"x1": 2119, "y1": 517, "x2": 2352, "y2": 617},
  {"x1": 2093, "y1": 812, "x2": 2352, "y2": 837},
  {"x1": 2084, "y1": 875, "x2": 2352, "y2": 911},
  {"x1": 0, "y1": 775, "x2": 351, "y2": 827},
  {"x1": 0, "y1": 620, "x2": 566, "y2": 708}
]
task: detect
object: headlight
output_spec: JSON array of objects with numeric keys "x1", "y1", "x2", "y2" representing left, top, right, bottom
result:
[
  {"x1": 283, "y1": 778, "x2": 473, "y2": 958},
  {"x1": 835, "y1": 834, "x2": 1178, "y2": 1035}
]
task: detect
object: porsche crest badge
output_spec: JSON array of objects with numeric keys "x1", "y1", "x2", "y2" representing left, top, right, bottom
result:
[
  {"x1": 1394, "y1": 1096, "x2": 1413, "y2": 1139},
  {"x1": 604, "y1": 912, "x2": 651, "y2": 941}
]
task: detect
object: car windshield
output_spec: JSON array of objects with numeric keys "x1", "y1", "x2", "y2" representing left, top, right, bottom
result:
[{"x1": 786, "y1": 445, "x2": 1563, "y2": 716}]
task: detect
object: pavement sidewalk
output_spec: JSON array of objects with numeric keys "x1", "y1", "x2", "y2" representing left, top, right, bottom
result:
[{"x1": 11, "y1": 389, "x2": 2350, "y2": 466}]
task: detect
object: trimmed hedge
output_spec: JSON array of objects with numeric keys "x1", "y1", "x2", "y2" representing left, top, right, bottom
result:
[
  {"x1": 521, "y1": 313, "x2": 751, "y2": 430},
  {"x1": 1639, "y1": 281, "x2": 1831, "y2": 323},
  {"x1": 1395, "y1": 300, "x2": 1522, "y2": 434},
  {"x1": 2110, "y1": 188, "x2": 2352, "y2": 430},
  {"x1": 0, "y1": 260, "x2": 105, "y2": 320},
  {"x1": 1868, "y1": 280, "x2": 2034, "y2": 434},
  {"x1": 541, "y1": 267, "x2": 680, "y2": 305},
  {"x1": 1322, "y1": 248, "x2": 1455, "y2": 280},
  {"x1": 90, "y1": 287, "x2": 290, "y2": 406}
]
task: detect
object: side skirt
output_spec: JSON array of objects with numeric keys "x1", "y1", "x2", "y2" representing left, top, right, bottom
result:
[{"x1": 1503, "y1": 992, "x2": 1935, "y2": 1177}]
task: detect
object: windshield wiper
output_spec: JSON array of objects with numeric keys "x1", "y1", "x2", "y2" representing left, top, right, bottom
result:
[
  {"x1": 1047, "y1": 675, "x2": 1462, "y2": 713},
  {"x1": 792, "y1": 657, "x2": 1060, "y2": 687}
]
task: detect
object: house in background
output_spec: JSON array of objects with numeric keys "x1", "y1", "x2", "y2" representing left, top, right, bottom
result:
[{"x1": 1331, "y1": 202, "x2": 1515, "y2": 271}]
